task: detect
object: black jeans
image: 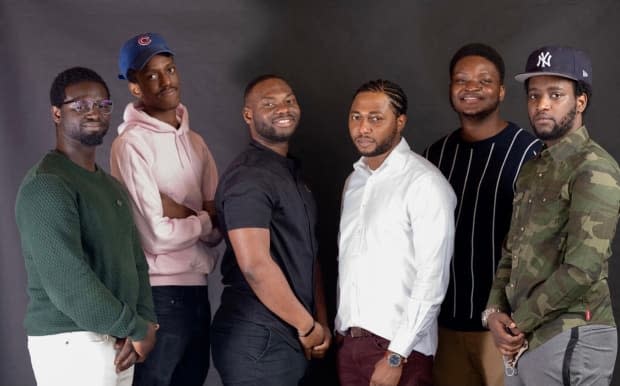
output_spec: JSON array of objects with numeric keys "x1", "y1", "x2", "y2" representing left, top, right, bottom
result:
[
  {"x1": 211, "y1": 313, "x2": 308, "y2": 386},
  {"x1": 133, "y1": 286, "x2": 211, "y2": 386}
]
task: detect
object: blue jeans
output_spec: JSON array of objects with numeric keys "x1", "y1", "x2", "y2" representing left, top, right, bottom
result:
[
  {"x1": 211, "y1": 314, "x2": 308, "y2": 386},
  {"x1": 133, "y1": 286, "x2": 211, "y2": 386}
]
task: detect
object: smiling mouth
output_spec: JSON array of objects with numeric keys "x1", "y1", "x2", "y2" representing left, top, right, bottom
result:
[
  {"x1": 460, "y1": 94, "x2": 483, "y2": 102},
  {"x1": 273, "y1": 116, "x2": 296, "y2": 127}
]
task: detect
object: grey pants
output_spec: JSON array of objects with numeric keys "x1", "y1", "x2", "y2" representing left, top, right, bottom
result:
[{"x1": 506, "y1": 324, "x2": 617, "y2": 386}]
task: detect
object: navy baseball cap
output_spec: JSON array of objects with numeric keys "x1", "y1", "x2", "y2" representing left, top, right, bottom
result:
[
  {"x1": 118, "y1": 32, "x2": 174, "y2": 80},
  {"x1": 514, "y1": 46, "x2": 592, "y2": 87}
]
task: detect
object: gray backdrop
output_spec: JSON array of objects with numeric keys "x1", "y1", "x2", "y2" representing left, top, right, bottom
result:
[{"x1": 3, "y1": 1, "x2": 620, "y2": 385}]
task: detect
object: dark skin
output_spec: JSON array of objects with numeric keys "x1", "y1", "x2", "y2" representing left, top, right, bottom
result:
[
  {"x1": 130, "y1": 54, "x2": 221, "y2": 238},
  {"x1": 488, "y1": 76, "x2": 588, "y2": 356},
  {"x1": 129, "y1": 54, "x2": 180, "y2": 128},
  {"x1": 348, "y1": 91, "x2": 407, "y2": 386},
  {"x1": 53, "y1": 81, "x2": 158, "y2": 371},
  {"x1": 232, "y1": 78, "x2": 331, "y2": 358},
  {"x1": 488, "y1": 76, "x2": 589, "y2": 359},
  {"x1": 487, "y1": 312, "x2": 525, "y2": 356},
  {"x1": 450, "y1": 55, "x2": 507, "y2": 142},
  {"x1": 52, "y1": 81, "x2": 109, "y2": 171}
]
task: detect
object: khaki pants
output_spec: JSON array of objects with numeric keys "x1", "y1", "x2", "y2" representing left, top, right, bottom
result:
[{"x1": 433, "y1": 327, "x2": 504, "y2": 386}]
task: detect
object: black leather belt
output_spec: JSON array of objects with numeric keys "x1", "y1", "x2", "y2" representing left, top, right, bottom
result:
[{"x1": 346, "y1": 327, "x2": 374, "y2": 338}]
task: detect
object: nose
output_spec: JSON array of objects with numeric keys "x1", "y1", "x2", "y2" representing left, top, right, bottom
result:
[
  {"x1": 84, "y1": 103, "x2": 103, "y2": 119},
  {"x1": 274, "y1": 101, "x2": 290, "y2": 114},
  {"x1": 536, "y1": 95, "x2": 551, "y2": 111},
  {"x1": 354, "y1": 117, "x2": 372, "y2": 134},
  {"x1": 160, "y1": 72, "x2": 172, "y2": 87},
  {"x1": 465, "y1": 79, "x2": 482, "y2": 91}
]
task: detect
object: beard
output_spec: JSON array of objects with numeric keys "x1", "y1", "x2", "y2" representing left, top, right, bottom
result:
[
  {"x1": 531, "y1": 105, "x2": 576, "y2": 142},
  {"x1": 78, "y1": 130, "x2": 108, "y2": 146},
  {"x1": 254, "y1": 119, "x2": 296, "y2": 143},
  {"x1": 356, "y1": 125, "x2": 399, "y2": 157},
  {"x1": 76, "y1": 121, "x2": 109, "y2": 146},
  {"x1": 451, "y1": 97, "x2": 500, "y2": 121}
]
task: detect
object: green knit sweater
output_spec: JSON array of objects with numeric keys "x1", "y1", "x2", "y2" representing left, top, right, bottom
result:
[{"x1": 15, "y1": 151, "x2": 156, "y2": 340}]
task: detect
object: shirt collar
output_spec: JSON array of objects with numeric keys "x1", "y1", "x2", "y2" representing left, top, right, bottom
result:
[
  {"x1": 353, "y1": 137, "x2": 410, "y2": 173},
  {"x1": 541, "y1": 125, "x2": 590, "y2": 162},
  {"x1": 249, "y1": 139, "x2": 299, "y2": 169}
]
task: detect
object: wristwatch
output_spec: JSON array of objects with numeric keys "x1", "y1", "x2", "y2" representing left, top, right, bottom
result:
[
  {"x1": 386, "y1": 352, "x2": 405, "y2": 368},
  {"x1": 481, "y1": 307, "x2": 503, "y2": 329}
]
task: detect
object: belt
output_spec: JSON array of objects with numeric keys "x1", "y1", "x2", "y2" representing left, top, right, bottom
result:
[{"x1": 345, "y1": 327, "x2": 374, "y2": 338}]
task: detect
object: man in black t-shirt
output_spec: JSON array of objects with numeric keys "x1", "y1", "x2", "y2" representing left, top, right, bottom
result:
[
  {"x1": 424, "y1": 43, "x2": 540, "y2": 386},
  {"x1": 211, "y1": 74, "x2": 331, "y2": 385}
]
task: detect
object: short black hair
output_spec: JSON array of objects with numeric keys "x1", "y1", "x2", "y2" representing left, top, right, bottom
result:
[
  {"x1": 352, "y1": 79, "x2": 408, "y2": 117},
  {"x1": 450, "y1": 43, "x2": 505, "y2": 84},
  {"x1": 244, "y1": 74, "x2": 289, "y2": 103},
  {"x1": 50, "y1": 67, "x2": 110, "y2": 107},
  {"x1": 525, "y1": 78, "x2": 592, "y2": 115},
  {"x1": 574, "y1": 80, "x2": 592, "y2": 115},
  {"x1": 126, "y1": 69, "x2": 138, "y2": 83}
]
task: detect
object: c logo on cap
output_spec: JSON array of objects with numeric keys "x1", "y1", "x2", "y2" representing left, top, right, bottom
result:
[{"x1": 137, "y1": 35, "x2": 152, "y2": 46}]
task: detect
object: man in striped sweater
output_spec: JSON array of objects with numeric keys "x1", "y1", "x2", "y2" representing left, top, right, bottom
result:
[{"x1": 424, "y1": 43, "x2": 541, "y2": 386}]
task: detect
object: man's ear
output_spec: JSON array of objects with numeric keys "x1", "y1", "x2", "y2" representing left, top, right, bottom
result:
[
  {"x1": 129, "y1": 82, "x2": 142, "y2": 98},
  {"x1": 576, "y1": 93, "x2": 588, "y2": 114},
  {"x1": 51, "y1": 106, "x2": 61, "y2": 124},
  {"x1": 396, "y1": 114, "x2": 407, "y2": 133},
  {"x1": 242, "y1": 107, "x2": 252, "y2": 125},
  {"x1": 499, "y1": 84, "x2": 506, "y2": 102}
]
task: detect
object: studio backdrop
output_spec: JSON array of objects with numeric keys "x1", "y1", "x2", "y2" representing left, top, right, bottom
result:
[{"x1": 2, "y1": 1, "x2": 620, "y2": 385}]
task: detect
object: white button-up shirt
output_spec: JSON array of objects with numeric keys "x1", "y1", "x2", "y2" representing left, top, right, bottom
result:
[{"x1": 335, "y1": 138, "x2": 456, "y2": 357}]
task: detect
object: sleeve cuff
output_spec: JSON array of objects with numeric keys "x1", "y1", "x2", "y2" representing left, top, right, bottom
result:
[{"x1": 196, "y1": 210, "x2": 213, "y2": 238}]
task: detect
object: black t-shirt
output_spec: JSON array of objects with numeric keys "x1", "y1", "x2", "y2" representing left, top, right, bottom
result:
[{"x1": 215, "y1": 140, "x2": 317, "y2": 348}]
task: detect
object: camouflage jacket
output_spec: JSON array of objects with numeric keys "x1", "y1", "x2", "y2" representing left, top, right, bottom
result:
[{"x1": 487, "y1": 126, "x2": 620, "y2": 350}]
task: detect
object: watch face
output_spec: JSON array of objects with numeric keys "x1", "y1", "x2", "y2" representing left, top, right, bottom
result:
[{"x1": 388, "y1": 353, "x2": 402, "y2": 367}]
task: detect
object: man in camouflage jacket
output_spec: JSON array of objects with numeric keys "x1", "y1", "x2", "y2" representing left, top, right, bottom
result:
[{"x1": 483, "y1": 46, "x2": 620, "y2": 386}]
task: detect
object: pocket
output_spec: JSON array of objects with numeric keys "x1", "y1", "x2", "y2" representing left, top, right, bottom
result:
[
  {"x1": 151, "y1": 288, "x2": 184, "y2": 317},
  {"x1": 246, "y1": 325, "x2": 272, "y2": 362},
  {"x1": 371, "y1": 335, "x2": 390, "y2": 351},
  {"x1": 530, "y1": 188, "x2": 567, "y2": 230}
]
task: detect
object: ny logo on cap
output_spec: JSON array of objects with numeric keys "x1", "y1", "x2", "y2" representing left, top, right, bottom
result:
[{"x1": 537, "y1": 51, "x2": 552, "y2": 68}]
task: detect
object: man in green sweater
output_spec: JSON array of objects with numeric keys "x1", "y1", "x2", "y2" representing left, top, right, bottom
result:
[{"x1": 15, "y1": 67, "x2": 158, "y2": 386}]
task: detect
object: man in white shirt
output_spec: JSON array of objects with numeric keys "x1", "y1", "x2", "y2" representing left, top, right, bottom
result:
[{"x1": 335, "y1": 79, "x2": 456, "y2": 386}]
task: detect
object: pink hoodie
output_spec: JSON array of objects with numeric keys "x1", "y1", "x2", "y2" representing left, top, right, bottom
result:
[{"x1": 110, "y1": 102, "x2": 219, "y2": 286}]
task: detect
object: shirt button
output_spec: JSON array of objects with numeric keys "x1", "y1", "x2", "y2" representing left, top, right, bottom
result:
[
  {"x1": 538, "y1": 173, "x2": 543, "y2": 177},
  {"x1": 509, "y1": 283, "x2": 515, "y2": 288},
  {"x1": 520, "y1": 227, "x2": 525, "y2": 232},
  {"x1": 542, "y1": 197, "x2": 547, "y2": 203},
  {"x1": 116, "y1": 199, "x2": 122, "y2": 207},
  {"x1": 528, "y1": 199, "x2": 532, "y2": 204}
]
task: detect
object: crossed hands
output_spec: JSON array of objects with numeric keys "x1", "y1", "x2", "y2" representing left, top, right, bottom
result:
[
  {"x1": 113, "y1": 322, "x2": 159, "y2": 373},
  {"x1": 298, "y1": 321, "x2": 332, "y2": 360}
]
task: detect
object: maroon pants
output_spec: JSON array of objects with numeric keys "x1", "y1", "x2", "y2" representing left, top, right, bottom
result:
[{"x1": 337, "y1": 333, "x2": 434, "y2": 386}]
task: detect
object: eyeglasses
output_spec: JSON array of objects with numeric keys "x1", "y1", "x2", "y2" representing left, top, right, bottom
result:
[{"x1": 61, "y1": 98, "x2": 113, "y2": 115}]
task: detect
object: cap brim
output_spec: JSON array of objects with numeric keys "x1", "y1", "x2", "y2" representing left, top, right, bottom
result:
[
  {"x1": 138, "y1": 49, "x2": 174, "y2": 71},
  {"x1": 118, "y1": 48, "x2": 175, "y2": 80},
  {"x1": 514, "y1": 71, "x2": 579, "y2": 83}
]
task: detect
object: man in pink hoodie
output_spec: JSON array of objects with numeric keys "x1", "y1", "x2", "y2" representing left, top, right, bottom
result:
[{"x1": 110, "y1": 32, "x2": 221, "y2": 386}]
